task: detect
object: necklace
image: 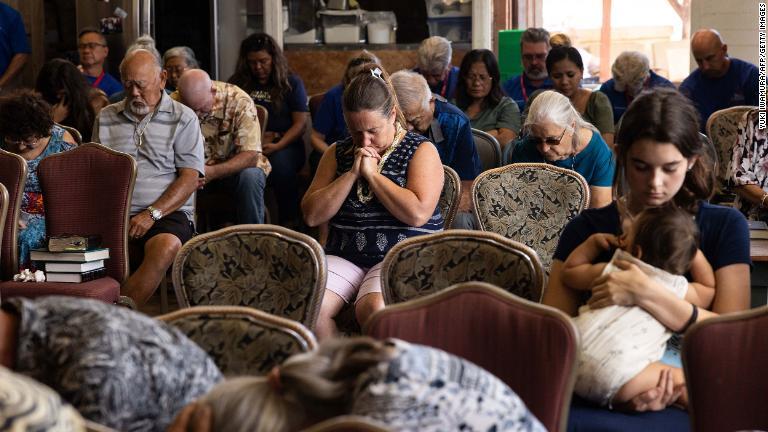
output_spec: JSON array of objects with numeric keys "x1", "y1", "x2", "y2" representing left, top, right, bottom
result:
[
  {"x1": 134, "y1": 113, "x2": 154, "y2": 147},
  {"x1": 356, "y1": 124, "x2": 407, "y2": 204}
]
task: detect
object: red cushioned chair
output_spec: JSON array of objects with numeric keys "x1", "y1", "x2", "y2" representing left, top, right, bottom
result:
[
  {"x1": 0, "y1": 149, "x2": 27, "y2": 282},
  {"x1": 683, "y1": 305, "x2": 768, "y2": 432},
  {"x1": 365, "y1": 281, "x2": 579, "y2": 432},
  {"x1": 0, "y1": 143, "x2": 136, "y2": 302}
]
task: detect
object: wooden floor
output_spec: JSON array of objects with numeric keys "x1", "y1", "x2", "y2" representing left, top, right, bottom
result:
[{"x1": 139, "y1": 282, "x2": 180, "y2": 317}]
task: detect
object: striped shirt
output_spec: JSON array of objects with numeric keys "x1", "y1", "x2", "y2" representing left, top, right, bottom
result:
[{"x1": 93, "y1": 91, "x2": 205, "y2": 219}]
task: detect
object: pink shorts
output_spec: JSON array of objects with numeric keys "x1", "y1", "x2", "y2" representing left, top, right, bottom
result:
[{"x1": 326, "y1": 255, "x2": 383, "y2": 304}]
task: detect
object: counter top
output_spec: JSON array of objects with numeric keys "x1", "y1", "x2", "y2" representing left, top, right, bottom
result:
[{"x1": 285, "y1": 42, "x2": 471, "y2": 51}]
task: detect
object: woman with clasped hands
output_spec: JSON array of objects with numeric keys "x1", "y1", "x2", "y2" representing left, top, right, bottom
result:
[
  {"x1": 302, "y1": 65, "x2": 444, "y2": 340},
  {"x1": 543, "y1": 88, "x2": 750, "y2": 427}
]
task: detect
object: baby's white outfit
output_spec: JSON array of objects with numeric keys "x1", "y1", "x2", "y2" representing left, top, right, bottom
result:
[{"x1": 572, "y1": 249, "x2": 688, "y2": 406}]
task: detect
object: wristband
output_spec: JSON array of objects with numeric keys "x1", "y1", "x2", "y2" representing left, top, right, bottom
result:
[{"x1": 679, "y1": 304, "x2": 698, "y2": 333}]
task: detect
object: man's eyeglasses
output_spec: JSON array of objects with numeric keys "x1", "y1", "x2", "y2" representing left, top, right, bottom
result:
[
  {"x1": 78, "y1": 42, "x2": 106, "y2": 50},
  {"x1": 527, "y1": 127, "x2": 568, "y2": 147}
]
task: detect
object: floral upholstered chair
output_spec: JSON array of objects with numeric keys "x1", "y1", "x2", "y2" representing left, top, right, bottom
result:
[
  {"x1": 472, "y1": 163, "x2": 589, "y2": 273},
  {"x1": 439, "y1": 165, "x2": 461, "y2": 228},
  {"x1": 158, "y1": 306, "x2": 317, "y2": 376},
  {"x1": 705, "y1": 105, "x2": 755, "y2": 200},
  {"x1": 172, "y1": 224, "x2": 326, "y2": 329},
  {"x1": 380, "y1": 229, "x2": 545, "y2": 304}
]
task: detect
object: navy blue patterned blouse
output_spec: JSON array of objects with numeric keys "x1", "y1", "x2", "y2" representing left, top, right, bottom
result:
[{"x1": 325, "y1": 131, "x2": 444, "y2": 267}]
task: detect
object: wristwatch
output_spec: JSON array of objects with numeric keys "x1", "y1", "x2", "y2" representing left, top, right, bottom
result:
[{"x1": 147, "y1": 206, "x2": 163, "y2": 221}]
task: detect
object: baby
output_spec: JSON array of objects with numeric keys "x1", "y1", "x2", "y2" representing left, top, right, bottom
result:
[{"x1": 562, "y1": 204, "x2": 715, "y2": 408}]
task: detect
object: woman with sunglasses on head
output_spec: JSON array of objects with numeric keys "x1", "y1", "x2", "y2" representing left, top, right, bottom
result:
[
  {"x1": 229, "y1": 33, "x2": 309, "y2": 228},
  {"x1": 455, "y1": 49, "x2": 521, "y2": 150},
  {"x1": 0, "y1": 90, "x2": 78, "y2": 269},
  {"x1": 509, "y1": 90, "x2": 614, "y2": 208},
  {"x1": 302, "y1": 65, "x2": 444, "y2": 340}
]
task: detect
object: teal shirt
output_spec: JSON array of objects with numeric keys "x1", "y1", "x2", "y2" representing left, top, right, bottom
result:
[{"x1": 509, "y1": 129, "x2": 615, "y2": 187}]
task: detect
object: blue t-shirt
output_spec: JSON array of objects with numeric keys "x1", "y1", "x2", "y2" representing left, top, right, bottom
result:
[
  {"x1": 509, "y1": 130, "x2": 615, "y2": 187},
  {"x1": 502, "y1": 74, "x2": 554, "y2": 112},
  {"x1": 558, "y1": 200, "x2": 749, "y2": 431},
  {"x1": 248, "y1": 73, "x2": 309, "y2": 137},
  {"x1": 598, "y1": 70, "x2": 675, "y2": 124},
  {"x1": 313, "y1": 83, "x2": 347, "y2": 145},
  {"x1": 429, "y1": 98, "x2": 481, "y2": 180},
  {"x1": 679, "y1": 58, "x2": 759, "y2": 130},
  {"x1": 0, "y1": 4, "x2": 30, "y2": 76},
  {"x1": 553, "y1": 201, "x2": 750, "y2": 267},
  {"x1": 84, "y1": 72, "x2": 123, "y2": 98},
  {"x1": 414, "y1": 66, "x2": 460, "y2": 100}
]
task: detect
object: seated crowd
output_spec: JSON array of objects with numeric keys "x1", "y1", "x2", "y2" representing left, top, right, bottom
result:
[{"x1": 0, "y1": 14, "x2": 762, "y2": 432}]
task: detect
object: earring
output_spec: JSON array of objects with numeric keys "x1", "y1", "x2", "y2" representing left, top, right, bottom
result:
[{"x1": 687, "y1": 165, "x2": 693, "y2": 171}]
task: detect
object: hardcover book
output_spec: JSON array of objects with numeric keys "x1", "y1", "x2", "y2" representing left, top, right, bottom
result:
[
  {"x1": 48, "y1": 234, "x2": 102, "y2": 252},
  {"x1": 46, "y1": 267, "x2": 107, "y2": 283},
  {"x1": 31, "y1": 248, "x2": 110, "y2": 262},
  {"x1": 45, "y1": 260, "x2": 105, "y2": 273}
]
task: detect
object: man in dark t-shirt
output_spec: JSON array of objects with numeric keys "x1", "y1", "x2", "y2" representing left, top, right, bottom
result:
[{"x1": 679, "y1": 29, "x2": 759, "y2": 129}]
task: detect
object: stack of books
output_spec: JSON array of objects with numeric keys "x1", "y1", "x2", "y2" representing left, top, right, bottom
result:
[{"x1": 31, "y1": 235, "x2": 109, "y2": 283}]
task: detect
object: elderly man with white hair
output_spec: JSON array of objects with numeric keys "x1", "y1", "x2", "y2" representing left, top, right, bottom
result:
[
  {"x1": 391, "y1": 69, "x2": 480, "y2": 181},
  {"x1": 598, "y1": 51, "x2": 674, "y2": 124},
  {"x1": 680, "y1": 29, "x2": 759, "y2": 129},
  {"x1": 93, "y1": 49, "x2": 205, "y2": 306},
  {"x1": 173, "y1": 69, "x2": 269, "y2": 226},
  {"x1": 391, "y1": 70, "x2": 480, "y2": 229},
  {"x1": 413, "y1": 36, "x2": 460, "y2": 100}
]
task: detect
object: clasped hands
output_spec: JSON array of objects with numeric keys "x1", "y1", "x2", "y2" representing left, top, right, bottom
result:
[{"x1": 352, "y1": 146, "x2": 382, "y2": 179}]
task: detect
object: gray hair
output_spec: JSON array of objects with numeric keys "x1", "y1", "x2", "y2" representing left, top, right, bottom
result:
[
  {"x1": 119, "y1": 48, "x2": 162, "y2": 75},
  {"x1": 163, "y1": 46, "x2": 200, "y2": 69},
  {"x1": 417, "y1": 36, "x2": 452, "y2": 73},
  {"x1": 611, "y1": 51, "x2": 650, "y2": 92},
  {"x1": 125, "y1": 35, "x2": 161, "y2": 66},
  {"x1": 524, "y1": 90, "x2": 598, "y2": 134},
  {"x1": 520, "y1": 27, "x2": 550, "y2": 48},
  {"x1": 390, "y1": 70, "x2": 431, "y2": 113}
]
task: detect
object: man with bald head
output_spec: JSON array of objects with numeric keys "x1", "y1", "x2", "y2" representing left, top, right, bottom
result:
[
  {"x1": 680, "y1": 29, "x2": 759, "y2": 128},
  {"x1": 93, "y1": 49, "x2": 205, "y2": 306},
  {"x1": 173, "y1": 69, "x2": 269, "y2": 226}
]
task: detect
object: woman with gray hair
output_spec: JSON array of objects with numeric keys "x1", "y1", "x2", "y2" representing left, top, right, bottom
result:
[
  {"x1": 163, "y1": 46, "x2": 200, "y2": 91},
  {"x1": 598, "y1": 51, "x2": 674, "y2": 124},
  {"x1": 508, "y1": 90, "x2": 615, "y2": 208},
  {"x1": 414, "y1": 36, "x2": 460, "y2": 99},
  {"x1": 168, "y1": 337, "x2": 545, "y2": 432}
]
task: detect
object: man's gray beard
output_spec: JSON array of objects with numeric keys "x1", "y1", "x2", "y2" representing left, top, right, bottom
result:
[
  {"x1": 127, "y1": 100, "x2": 150, "y2": 116},
  {"x1": 525, "y1": 69, "x2": 549, "y2": 81}
]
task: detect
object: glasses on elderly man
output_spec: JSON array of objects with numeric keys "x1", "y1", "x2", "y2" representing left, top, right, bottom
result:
[{"x1": 526, "y1": 127, "x2": 568, "y2": 147}]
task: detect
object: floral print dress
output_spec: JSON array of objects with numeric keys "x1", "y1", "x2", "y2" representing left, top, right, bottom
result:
[
  {"x1": 17, "y1": 125, "x2": 75, "y2": 269},
  {"x1": 731, "y1": 109, "x2": 768, "y2": 221},
  {"x1": 351, "y1": 339, "x2": 546, "y2": 431}
]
